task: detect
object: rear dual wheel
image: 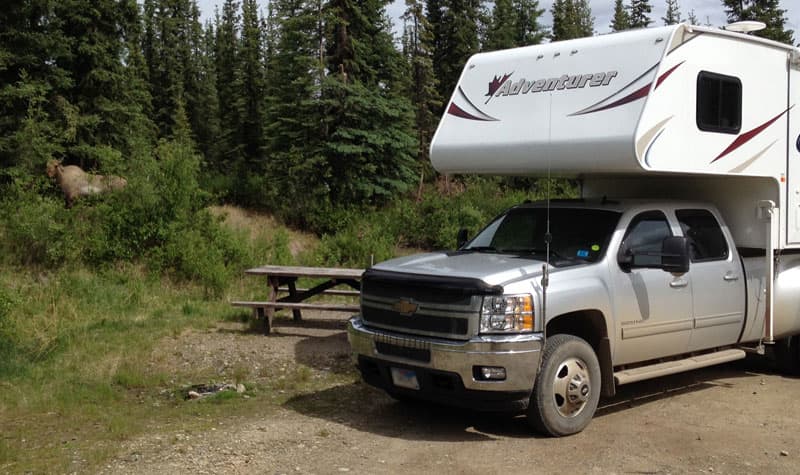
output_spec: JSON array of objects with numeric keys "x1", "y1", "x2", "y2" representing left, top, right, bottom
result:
[
  {"x1": 528, "y1": 334, "x2": 601, "y2": 436},
  {"x1": 775, "y1": 335, "x2": 800, "y2": 375}
]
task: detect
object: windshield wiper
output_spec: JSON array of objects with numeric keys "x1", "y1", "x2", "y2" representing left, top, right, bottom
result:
[
  {"x1": 462, "y1": 246, "x2": 497, "y2": 253},
  {"x1": 501, "y1": 248, "x2": 572, "y2": 260}
]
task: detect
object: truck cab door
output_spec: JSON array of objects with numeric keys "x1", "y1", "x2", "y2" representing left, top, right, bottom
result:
[
  {"x1": 677, "y1": 209, "x2": 746, "y2": 351},
  {"x1": 613, "y1": 210, "x2": 693, "y2": 365}
]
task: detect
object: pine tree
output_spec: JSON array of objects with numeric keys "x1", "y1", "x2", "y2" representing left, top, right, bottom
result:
[
  {"x1": 183, "y1": 1, "x2": 212, "y2": 153},
  {"x1": 402, "y1": 0, "x2": 441, "y2": 169},
  {"x1": 54, "y1": 0, "x2": 153, "y2": 169},
  {"x1": 195, "y1": 21, "x2": 222, "y2": 165},
  {"x1": 428, "y1": 0, "x2": 482, "y2": 111},
  {"x1": 629, "y1": 0, "x2": 653, "y2": 28},
  {"x1": 486, "y1": 0, "x2": 517, "y2": 50},
  {"x1": 662, "y1": 0, "x2": 681, "y2": 25},
  {"x1": 239, "y1": 0, "x2": 267, "y2": 165},
  {"x1": 722, "y1": 0, "x2": 794, "y2": 44},
  {"x1": 486, "y1": 0, "x2": 546, "y2": 50},
  {"x1": 323, "y1": 0, "x2": 417, "y2": 205},
  {"x1": 551, "y1": 0, "x2": 594, "y2": 41},
  {"x1": 0, "y1": 0, "x2": 72, "y2": 171},
  {"x1": 215, "y1": 0, "x2": 245, "y2": 167},
  {"x1": 143, "y1": 0, "x2": 184, "y2": 138},
  {"x1": 687, "y1": 8, "x2": 699, "y2": 24},
  {"x1": 264, "y1": 0, "x2": 327, "y2": 215},
  {"x1": 611, "y1": 0, "x2": 631, "y2": 31},
  {"x1": 119, "y1": 0, "x2": 157, "y2": 153}
]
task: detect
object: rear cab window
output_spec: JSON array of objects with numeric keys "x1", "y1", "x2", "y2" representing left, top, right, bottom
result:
[{"x1": 676, "y1": 209, "x2": 729, "y2": 262}]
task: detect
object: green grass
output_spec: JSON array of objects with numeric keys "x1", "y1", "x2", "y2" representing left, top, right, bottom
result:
[
  {"x1": 0, "y1": 262, "x2": 357, "y2": 473},
  {"x1": 0, "y1": 181, "x2": 574, "y2": 472}
]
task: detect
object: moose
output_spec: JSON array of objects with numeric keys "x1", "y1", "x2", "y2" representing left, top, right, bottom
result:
[{"x1": 46, "y1": 160, "x2": 128, "y2": 208}]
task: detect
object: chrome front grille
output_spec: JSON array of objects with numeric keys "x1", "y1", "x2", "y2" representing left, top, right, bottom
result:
[
  {"x1": 362, "y1": 304, "x2": 470, "y2": 335},
  {"x1": 360, "y1": 279, "x2": 483, "y2": 340}
]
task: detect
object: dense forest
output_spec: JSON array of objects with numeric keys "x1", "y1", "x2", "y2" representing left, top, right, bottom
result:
[{"x1": 0, "y1": 0, "x2": 795, "y2": 278}]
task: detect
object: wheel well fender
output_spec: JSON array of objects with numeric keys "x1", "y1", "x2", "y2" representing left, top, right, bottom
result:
[{"x1": 546, "y1": 310, "x2": 615, "y2": 398}]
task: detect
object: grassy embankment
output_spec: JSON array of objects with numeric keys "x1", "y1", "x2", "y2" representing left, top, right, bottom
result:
[
  {"x1": 0, "y1": 180, "x2": 565, "y2": 472},
  {"x1": 0, "y1": 207, "x2": 341, "y2": 473}
]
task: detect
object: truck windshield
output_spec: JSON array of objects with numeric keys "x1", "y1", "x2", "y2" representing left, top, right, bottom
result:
[{"x1": 463, "y1": 207, "x2": 622, "y2": 265}]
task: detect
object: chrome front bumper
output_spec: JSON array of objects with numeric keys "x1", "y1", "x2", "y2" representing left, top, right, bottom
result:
[{"x1": 347, "y1": 316, "x2": 543, "y2": 392}]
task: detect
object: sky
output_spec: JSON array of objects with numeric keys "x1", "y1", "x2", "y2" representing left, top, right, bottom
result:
[{"x1": 196, "y1": 0, "x2": 798, "y2": 39}]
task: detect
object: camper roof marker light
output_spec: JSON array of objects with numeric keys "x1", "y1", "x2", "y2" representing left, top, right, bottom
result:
[{"x1": 725, "y1": 21, "x2": 766, "y2": 33}]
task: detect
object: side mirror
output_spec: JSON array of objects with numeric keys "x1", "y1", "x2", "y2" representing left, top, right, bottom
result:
[
  {"x1": 457, "y1": 228, "x2": 469, "y2": 249},
  {"x1": 617, "y1": 241, "x2": 632, "y2": 270},
  {"x1": 661, "y1": 236, "x2": 690, "y2": 275}
]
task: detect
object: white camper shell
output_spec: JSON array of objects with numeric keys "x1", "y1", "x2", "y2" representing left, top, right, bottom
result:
[{"x1": 430, "y1": 24, "x2": 800, "y2": 250}]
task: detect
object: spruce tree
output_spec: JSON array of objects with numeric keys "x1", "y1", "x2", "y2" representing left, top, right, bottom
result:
[
  {"x1": 0, "y1": 0, "x2": 71, "y2": 171},
  {"x1": 195, "y1": 21, "x2": 222, "y2": 166},
  {"x1": 183, "y1": 1, "x2": 213, "y2": 155},
  {"x1": 215, "y1": 0, "x2": 245, "y2": 167},
  {"x1": 142, "y1": 0, "x2": 185, "y2": 138},
  {"x1": 428, "y1": 0, "x2": 482, "y2": 111},
  {"x1": 662, "y1": 0, "x2": 682, "y2": 25},
  {"x1": 54, "y1": 0, "x2": 152, "y2": 169},
  {"x1": 611, "y1": 0, "x2": 631, "y2": 32},
  {"x1": 629, "y1": 0, "x2": 653, "y2": 28},
  {"x1": 722, "y1": 0, "x2": 794, "y2": 44},
  {"x1": 402, "y1": 0, "x2": 441, "y2": 169},
  {"x1": 323, "y1": 0, "x2": 417, "y2": 205},
  {"x1": 512, "y1": 0, "x2": 547, "y2": 46},
  {"x1": 264, "y1": 0, "x2": 327, "y2": 216},
  {"x1": 239, "y1": 0, "x2": 267, "y2": 165},
  {"x1": 687, "y1": 8, "x2": 699, "y2": 24},
  {"x1": 486, "y1": 0, "x2": 518, "y2": 50},
  {"x1": 551, "y1": 0, "x2": 594, "y2": 41},
  {"x1": 119, "y1": 0, "x2": 157, "y2": 153}
]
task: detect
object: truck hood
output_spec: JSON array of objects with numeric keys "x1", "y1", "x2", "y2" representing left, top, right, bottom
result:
[{"x1": 371, "y1": 251, "x2": 552, "y2": 287}]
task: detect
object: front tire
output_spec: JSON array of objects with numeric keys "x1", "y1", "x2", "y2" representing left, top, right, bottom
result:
[{"x1": 528, "y1": 334, "x2": 601, "y2": 436}]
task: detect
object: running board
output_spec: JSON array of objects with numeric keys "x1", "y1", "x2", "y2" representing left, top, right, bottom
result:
[{"x1": 614, "y1": 349, "x2": 746, "y2": 385}]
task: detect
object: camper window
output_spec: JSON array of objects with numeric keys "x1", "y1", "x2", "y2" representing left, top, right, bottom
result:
[{"x1": 696, "y1": 71, "x2": 742, "y2": 134}]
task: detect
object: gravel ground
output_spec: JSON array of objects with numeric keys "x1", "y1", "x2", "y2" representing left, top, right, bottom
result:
[{"x1": 103, "y1": 312, "x2": 800, "y2": 475}]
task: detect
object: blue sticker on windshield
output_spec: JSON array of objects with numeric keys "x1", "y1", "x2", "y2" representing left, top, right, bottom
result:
[{"x1": 577, "y1": 250, "x2": 589, "y2": 258}]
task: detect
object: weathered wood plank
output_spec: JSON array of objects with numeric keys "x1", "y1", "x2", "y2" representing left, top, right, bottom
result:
[
  {"x1": 231, "y1": 301, "x2": 360, "y2": 312},
  {"x1": 277, "y1": 288, "x2": 360, "y2": 296},
  {"x1": 244, "y1": 265, "x2": 364, "y2": 279}
]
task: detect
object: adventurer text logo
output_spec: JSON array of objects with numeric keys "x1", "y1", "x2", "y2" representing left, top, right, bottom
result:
[{"x1": 485, "y1": 71, "x2": 619, "y2": 104}]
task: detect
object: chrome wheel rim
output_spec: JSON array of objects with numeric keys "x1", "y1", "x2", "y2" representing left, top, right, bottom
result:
[{"x1": 552, "y1": 357, "x2": 591, "y2": 418}]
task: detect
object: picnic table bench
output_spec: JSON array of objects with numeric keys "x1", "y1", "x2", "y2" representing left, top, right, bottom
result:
[{"x1": 231, "y1": 265, "x2": 365, "y2": 334}]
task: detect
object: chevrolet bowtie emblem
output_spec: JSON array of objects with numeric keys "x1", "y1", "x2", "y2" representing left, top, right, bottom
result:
[{"x1": 393, "y1": 299, "x2": 418, "y2": 315}]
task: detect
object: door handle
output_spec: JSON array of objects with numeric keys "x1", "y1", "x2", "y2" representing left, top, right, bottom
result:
[
  {"x1": 723, "y1": 273, "x2": 739, "y2": 281},
  {"x1": 669, "y1": 279, "x2": 688, "y2": 288}
]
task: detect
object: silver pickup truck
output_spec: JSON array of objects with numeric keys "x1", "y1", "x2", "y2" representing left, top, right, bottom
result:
[{"x1": 348, "y1": 199, "x2": 800, "y2": 436}]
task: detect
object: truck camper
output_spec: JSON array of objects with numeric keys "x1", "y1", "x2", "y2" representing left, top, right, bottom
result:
[{"x1": 348, "y1": 23, "x2": 800, "y2": 436}]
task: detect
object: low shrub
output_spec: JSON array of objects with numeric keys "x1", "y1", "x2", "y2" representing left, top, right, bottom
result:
[{"x1": 0, "y1": 136, "x2": 252, "y2": 295}]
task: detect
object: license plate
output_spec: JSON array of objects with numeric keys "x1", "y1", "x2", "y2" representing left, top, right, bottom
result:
[{"x1": 390, "y1": 367, "x2": 420, "y2": 390}]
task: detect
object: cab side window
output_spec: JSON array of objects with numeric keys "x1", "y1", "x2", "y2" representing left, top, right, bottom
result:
[
  {"x1": 676, "y1": 209, "x2": 728, "y2": 262},
  {"x1": 619, "y1": 211, "x2": 672, "y2": 268}
]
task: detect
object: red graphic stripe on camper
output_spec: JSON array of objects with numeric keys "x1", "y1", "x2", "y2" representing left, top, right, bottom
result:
[
  {"x1": 711, "y1": 107, "x2": 793, "y2": 163},
  {"x1": 572, "y1": 62, "x2": 682, "y2": 116},
  {"x1": 655, "y1": 61, "x2": 684, "y2": 89},
  {"x1": 448, "y1": 103, "x2": 494, "y2": 121},
  {"x1": 580, "y1": 83, "x2": 651, "y2": 114}
]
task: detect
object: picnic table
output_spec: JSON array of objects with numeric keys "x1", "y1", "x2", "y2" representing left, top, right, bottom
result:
[{"x1": 231, "y1": 265, "x2": 365, "y2": 334}]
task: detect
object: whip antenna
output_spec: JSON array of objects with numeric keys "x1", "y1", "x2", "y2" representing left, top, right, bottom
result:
[{"x1": 541, "y1": 94, "x2": 553, "y2": 334}]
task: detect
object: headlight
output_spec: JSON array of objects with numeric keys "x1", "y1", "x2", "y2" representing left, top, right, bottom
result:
[{"x1": 480, "y1": 294, "x2": 534, "y2": 333}]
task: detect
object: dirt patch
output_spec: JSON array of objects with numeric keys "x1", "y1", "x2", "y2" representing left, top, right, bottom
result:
[
  {"x1": 210, "y1": 205, "x2": 317, "y2": 258},
  {"x1": 107, "y1": 312, "x2": 800, "y2": 474}
]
